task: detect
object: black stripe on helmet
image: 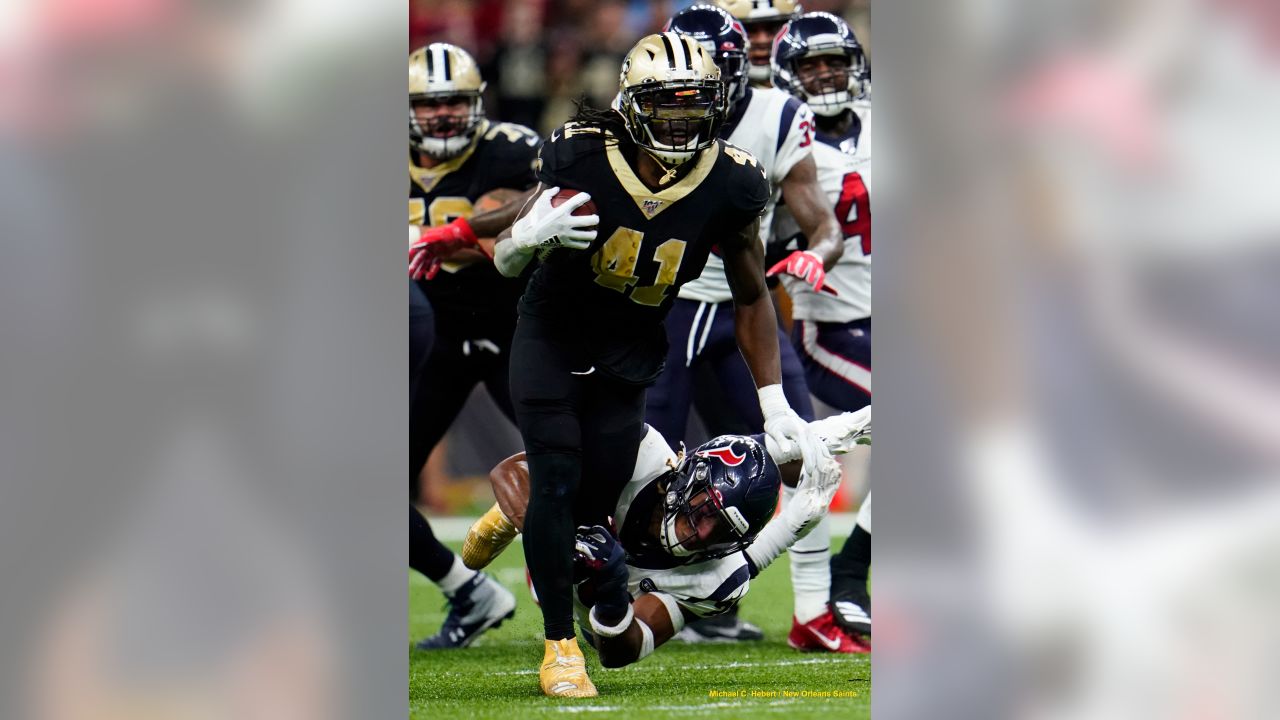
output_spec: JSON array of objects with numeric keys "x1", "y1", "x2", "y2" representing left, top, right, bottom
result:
[
  {"x1": 442, "y1": 47, "x2": 452, "y2": 81},
  {"x1": 659, "y1": 33, "x2": 678, "y2": 70},
  {"x1": 674, "y1": 34, "x2": 691, "y2": 70}
]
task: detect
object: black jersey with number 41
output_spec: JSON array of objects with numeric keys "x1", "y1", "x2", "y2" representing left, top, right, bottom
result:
[{"x1": 521, "y1": 122, "x2": 769, "y2": 384}]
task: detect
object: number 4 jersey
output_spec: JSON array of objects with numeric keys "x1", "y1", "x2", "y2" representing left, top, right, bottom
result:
[
  {"x1": 520, "y1": 120, "x2": 770, "y2": 384},
  {"x1": 774, "y1": 102, "x2": 872, "y2": 322}
]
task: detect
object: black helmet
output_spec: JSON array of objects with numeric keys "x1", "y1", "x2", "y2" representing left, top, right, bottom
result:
[
  {"x1": 665, "y1": 4, "x2": 750, "y2": 108},
  {"x1": 658, "y1": 435, "x2": 781, "y2": 560},
  {"x1": 772, "y1": 12, "x2": 868, "y2": 116}
]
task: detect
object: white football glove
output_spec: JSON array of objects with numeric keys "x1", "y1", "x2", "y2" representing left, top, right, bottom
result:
[
  {"x1": 809, "y1": 405, "x2": 871, "y2": 455},
  {"x1": 510, "y1": 186, "x2": 599, "y2": 252},
  {"x1": 759, "y1": 384, "x2": 832, "y2": 482},
  {"x1": 784, "y1": 455, "x2": 844, "y2": 537},
  {"x1": 744, "y1": 452, "x2": 843, "y2": 572}
]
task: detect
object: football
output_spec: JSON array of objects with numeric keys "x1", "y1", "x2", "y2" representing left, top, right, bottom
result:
[{"x1": 549, "y1": 187, "x2": 597, "y2": 217}]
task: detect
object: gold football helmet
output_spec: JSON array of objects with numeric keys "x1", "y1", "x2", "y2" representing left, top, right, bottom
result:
[
  {"x1": 713, "y1": 0, "x2": 803, "y2": 82},
  {"x1": 713, "y1": 0, "x2": 802, "y2": 22},
  {"x1": 409, "y1": 43, "x2": 486, "y2": 159},
  {"x1": 617, "y1": 32, "x2": 726, "y2": 167}
]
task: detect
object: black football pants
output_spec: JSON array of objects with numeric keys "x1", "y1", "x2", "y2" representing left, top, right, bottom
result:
[
  {"x1": 509, "y1": 316, "x2": 647, "y2": 641},
  {"x1": 410, "y1": 329, "x2": 517, "y2": 495}
]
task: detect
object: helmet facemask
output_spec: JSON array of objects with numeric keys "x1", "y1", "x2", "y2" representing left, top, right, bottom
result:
[
  {"x1": 410, "y1": 90, "x2": 485, "y2": 160},
  {"x1": 621, "y1": 81, "x2": 726, "y2": 167},
  {"x1": 658, "y1": 455, "x2": 755, "y2": 559},
  {"x1": 790, "y1": 47, "x2": 866, "y2": 116}
]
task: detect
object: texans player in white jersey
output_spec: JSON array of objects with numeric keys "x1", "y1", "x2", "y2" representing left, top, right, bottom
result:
[
  {"x1": 651, "y1": 3, "x2": 846, "y2": 648},
  {"x1": 461, "y1": 408, "x2": 871, "y2": 666},
  {"x1": 771, "y1": 11, "x2": 873, "y2": 645}
]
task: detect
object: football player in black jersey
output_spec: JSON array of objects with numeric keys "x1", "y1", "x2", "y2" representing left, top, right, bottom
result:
[
  {"x1": 407, "y1": 43, "x2": 539, "y2": 651},
  {"x1": 491, "y1": 32, "x2": 836, "y2": 698}
]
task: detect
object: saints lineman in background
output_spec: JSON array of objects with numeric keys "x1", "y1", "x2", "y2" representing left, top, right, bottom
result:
[
  {"x1": 407, "y1": 43, "x2": 542, "y2": 650},
  {"x1": 492, "y1": 32, "x2": 833, "y2": 697},
  {"x1": 772, "y1": 11, "x2": 873, "y2": 644},
  {"x1": 713, "y1": 0, "x2": 803, "y2": 88},
  {"x1": 657, "y1": 4, "x2": 846, "y2": 647}
]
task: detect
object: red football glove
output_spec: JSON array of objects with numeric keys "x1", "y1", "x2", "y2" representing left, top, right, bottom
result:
[
  {"x1": 409, "y1": 217, "x2": 480, "y2": 280},
  {"x1": 766, "y1": 250, "x2": 837, "y2": 295}
]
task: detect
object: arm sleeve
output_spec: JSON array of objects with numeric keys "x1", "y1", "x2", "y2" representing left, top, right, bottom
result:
[
  {"x1": 772, "y1": 97, "x2": 814, "y2": 184},
  {"x1": 745, "y1": 514, "x2": 803, "y2": 576},
  {"x1": 714, "y1": 157, "x2": 771, "y2": 246},
  {"x1": 533, "y1": 127, "x2": 567, "y2": 187}
]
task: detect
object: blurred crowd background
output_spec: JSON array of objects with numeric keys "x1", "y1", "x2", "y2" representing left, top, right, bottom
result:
[{"x1": 410, "y1": 0, "x2": 870, "y2": 135}]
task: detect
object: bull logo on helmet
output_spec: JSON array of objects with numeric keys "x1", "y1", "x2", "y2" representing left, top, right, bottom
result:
[{"x1": 697, "y1": 445, "x2": 748, "y2": 466}]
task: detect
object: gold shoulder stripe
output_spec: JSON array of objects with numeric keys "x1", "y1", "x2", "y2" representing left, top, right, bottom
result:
[{"x1": 604, "y1": 142, "x2": 721, "y2": 220}]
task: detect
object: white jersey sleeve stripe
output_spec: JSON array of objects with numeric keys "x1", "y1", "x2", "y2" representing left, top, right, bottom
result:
[{"x1": 777, "y1": 98, "x2": 799, "y2": 152}]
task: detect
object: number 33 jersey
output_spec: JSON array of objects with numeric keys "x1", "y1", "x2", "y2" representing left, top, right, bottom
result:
[
  {"x1": 774, "y1": 103, "x2": 872, "y2": 322},
  {"x1": 520, "y1": 121, "x2": 770, "y2": 384}
]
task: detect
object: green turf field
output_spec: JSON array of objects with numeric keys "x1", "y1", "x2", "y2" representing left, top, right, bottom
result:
[{"x1": 410, "y1": 535, "x2": 869, "y2": 719}]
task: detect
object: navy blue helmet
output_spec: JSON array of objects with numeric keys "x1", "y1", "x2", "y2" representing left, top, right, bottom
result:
[
  {"x1": 772, "y1": 12, "x2": 868, "y2": 116},
  {"x1": 665, "y1": 4, "x2": 750, "y2": 108},
  {"x1": 658, "y1": 434, "x2": 781, "y2": 560}
]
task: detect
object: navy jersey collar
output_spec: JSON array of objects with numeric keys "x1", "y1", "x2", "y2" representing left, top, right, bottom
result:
[{"x1": 815, "y1": 110, "x2": 862, "y2": 153}]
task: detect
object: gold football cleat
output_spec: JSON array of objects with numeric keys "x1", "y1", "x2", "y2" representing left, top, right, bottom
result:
[
  {"x1": 461, "y1": 503, "x2": 519, "y2": 570},
  {"x1": 539, "y1": 638, "x2": 598, "y2": 698}
]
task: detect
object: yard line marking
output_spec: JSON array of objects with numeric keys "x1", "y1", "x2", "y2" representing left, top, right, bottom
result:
[
  {"x1": 437, "y1": 656, "x2": 862, "y2": 678},
  {"x1": 554, "y1": 700, "x2": 800, "y2": 713}
]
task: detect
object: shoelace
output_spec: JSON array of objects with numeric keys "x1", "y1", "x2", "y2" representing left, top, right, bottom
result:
[
  {"x1": 547, "y1": 646, "x2": 585, "y2": 669},
  {"x1": 436, "y1": 591, "x2": 477, "y2": 627}
]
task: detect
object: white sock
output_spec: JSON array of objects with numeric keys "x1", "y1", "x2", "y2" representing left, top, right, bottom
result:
[
  {"x1": 856, "y1": 492, "x2": 871, "y2": 534},
  {"x1": 784, "y1": 484, "x2": 832, "y2": 624},
  {"x1": 437, "y1": 555, "x2": 477, "y2": 596}
]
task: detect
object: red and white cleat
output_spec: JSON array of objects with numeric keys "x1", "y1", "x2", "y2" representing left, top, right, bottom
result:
[{"x1": 787, "y1": 611, "x2": 871, "y2": 654}]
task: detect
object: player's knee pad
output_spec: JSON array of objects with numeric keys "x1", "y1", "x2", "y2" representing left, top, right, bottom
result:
[
  {"x1": 517, "y1": 407, "x2": 582, "y2": 457},
  {"x1": 651, "y1": 592, "x2": 686, "y2": 634},
  {"x1": 524, "y1": 452, "x2": 582, "y2": 502}
]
